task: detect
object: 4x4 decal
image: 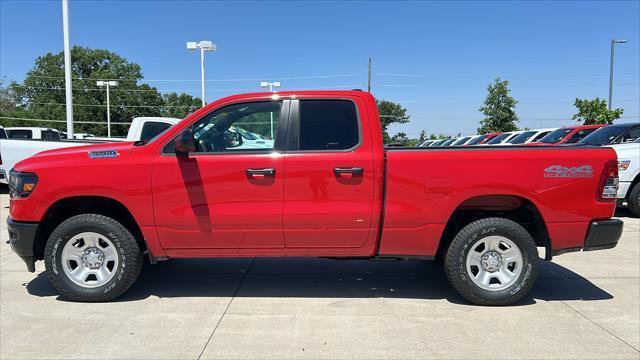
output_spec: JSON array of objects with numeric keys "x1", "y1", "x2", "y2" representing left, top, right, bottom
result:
[{"x1": 544, "y1": 165, "x2": 593, "y2": 178}]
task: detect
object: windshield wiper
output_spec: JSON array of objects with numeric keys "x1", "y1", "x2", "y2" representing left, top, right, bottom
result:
[{"x1": 133, "y1": 139, "x2": 148, "y2": 146}]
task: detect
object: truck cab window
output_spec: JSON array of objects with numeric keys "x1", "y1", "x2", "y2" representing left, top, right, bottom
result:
[
  {"x1": 298, "y1": 100, "x2": 359, "y2": 150},
  {"x1": 41, "y1": 130, "x2": 61, "y2": 141},
  {"x1": 191, "y1": 101, "x2": 282, "y2": 153},
  {"x1": 141, "y1": 122, "x2": 172, "y2": 142},
  {"x1": 7, "y1": 130, "x2": 32, "y2": 139}
]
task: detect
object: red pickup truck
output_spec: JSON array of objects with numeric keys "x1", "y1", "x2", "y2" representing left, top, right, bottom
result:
[{"x1": 7, "y1": 90, "x2": 623, "y2": 305}]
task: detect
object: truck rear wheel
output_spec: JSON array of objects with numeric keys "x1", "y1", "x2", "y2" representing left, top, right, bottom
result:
[
  {"x1": 628, "y1": 182, "x2": 640, "y2": 217},
  {"x1": 44, "y1": 214, "x2": 143, "y2": 302},
  {"x1": 444, "y1": 217, "x2": 538, "y2": 306}
]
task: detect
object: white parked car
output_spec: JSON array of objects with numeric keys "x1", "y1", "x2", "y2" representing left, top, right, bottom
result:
[
  {"x1": 5, "y1": 127, "x2": 62, "y2": 141},
  {"x1": 612, "y1": 140, "x2": 640, "y2": 216},
  {"x1": 505, "y1": 128, "x2": 556, "y2": 145},
  {"x1": 0, "y1": 126, "x2": 6, "y2": 139},
  {"x1": 482, "y1": 131, "x2": 524, "y2": 145},
  {"x1": 0, "y1": 117, "x2": 179, "y2": 184}
]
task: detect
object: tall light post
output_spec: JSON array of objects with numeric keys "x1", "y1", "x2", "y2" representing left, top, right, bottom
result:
[
  {"x1": 61, "y1": 0, "x2": 74, "y2": 139},
  {"x1": 260, "y1": 81, "x2": 281, "y2": 139},
  {"x1": 609, "y1": 39, "x2": 628, "y2": 110},
  {"x1": 96, "y1": 80, "x2": 118, "y2": 137},
  {"x1": 187, "y1": 40, "x2": 217, "y2": 107}
]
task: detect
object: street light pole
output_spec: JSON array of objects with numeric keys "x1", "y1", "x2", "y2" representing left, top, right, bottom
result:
[
  {"x1": 61, "y1": 0, "x2": 74, "y2": 139},
  {"x1": 187, "y1": 40, "x2": 217, "y2": 107},
  {"x1": 97, "y1": 80, "x2": 118, "y2": 137},
  {"x1": 609, "y1": 39, "x2": 628, "y2": 110},
  {"x1": 260, "y1": 81, "x2": 281, "y2": 139}
]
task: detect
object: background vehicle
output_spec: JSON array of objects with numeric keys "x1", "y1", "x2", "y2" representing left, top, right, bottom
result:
[
  {"x1": 506, "y1": 128, "x2": 556, "y2": 145},
  {"x1": 0, "y1": 117, "x2": 179, "y2": 184},
  {"x1": 438, "y1": 138, "x2": 456, "y2": 146},
  {"x1": 579, "y1": 123, "x2": 640, "y2": 146},
  {"x1": 6, "y1": 127, "x2": 62, "y2": 141},
  {"x1": 0, "y1": 126, "x2": 7, "y2": 139},
  {"x1": 428, "y1": 139, "x2": 447, "y2": 146},
  {"x1": 418, "y1": 139, "x2": 437, "y2": 147},
  {"x1": 612, "y1": 140, "x2": 640, "y2": 216},
  {"x1": 450, "y1": 136, "x2": 473, "y2": 146},
  {"x1": 533, "y1": 125, "x2": 604, "y2": 145},
  {"x1": 484, "y1": 131, "x2": 523, "y2": 145},
  {"x1": 7, "y1": 90, "x2": 622, "y2": 306}
]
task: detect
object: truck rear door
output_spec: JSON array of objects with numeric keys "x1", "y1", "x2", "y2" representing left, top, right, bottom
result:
[{"x1": 282, "y1": 98, "x2": 376, "y2": 248}]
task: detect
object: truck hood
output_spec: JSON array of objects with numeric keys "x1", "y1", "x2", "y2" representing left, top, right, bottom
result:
[{"x1": 14, "y1": 141, "x2": 137, "y2": 172}]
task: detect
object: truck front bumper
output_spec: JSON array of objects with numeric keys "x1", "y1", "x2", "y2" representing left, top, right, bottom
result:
[
  {"x1": 6, "y1": 218, "x2": 38, "y2": 272},
  {"x1": 583, "y1": 219, "x2": 623, "y2": 251}
]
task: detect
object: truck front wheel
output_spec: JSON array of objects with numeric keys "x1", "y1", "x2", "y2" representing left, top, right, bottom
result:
[
  {"x1": 44, "y1": 214, "x2": 144, "y2": 302},
  {"x1": 444, "y1": 217, "x2": 538, "y2": 306}
]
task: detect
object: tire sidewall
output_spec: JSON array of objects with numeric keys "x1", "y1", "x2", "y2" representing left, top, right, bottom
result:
[
  {"x1": 45, "y1": 217, "x2": 130, "y2": 299},
  {"x1": 448, "y1": 219, "x2": 538, "y2": 303}
]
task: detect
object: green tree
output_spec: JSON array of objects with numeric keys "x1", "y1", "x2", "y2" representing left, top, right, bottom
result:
[
  {"x1": 160, "y1": 92, "x2": 202, "y2": 119},
  {"x1": 478, "y1": 77, "x2": 519, "y2": 133},
  {"x1": 390, "y1": 132, "x2": 410, "y2": 145},
  {"x1": 377, "y1": 99, "x2": 410, "y2": 143},
  {"x1": 7, "y1": 46, "x2": 164, "y2": 136},
  {"x1": 572, "y1": 97, "x2": 623, "y2": 124}
]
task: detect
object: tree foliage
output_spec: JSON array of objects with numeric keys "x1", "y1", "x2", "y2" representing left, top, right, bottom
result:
[
  {"x1": 0, "y1": 47, "x2": 200, "y2": 136},
  {"x1": 478, "y1": 77, "x2": 519, "y2": 133},
  {"x1": 572, "y1": 97, "x2": 623, "y2": 125},
  {"x1": 160, "y1": 92, "x2": 202, "y2": 119},
  {"x1": 377, "y1": 99, "x2": 410, "y2": 143}
]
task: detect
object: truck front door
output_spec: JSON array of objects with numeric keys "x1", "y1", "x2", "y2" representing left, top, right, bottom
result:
[{"x1": 152, "y1": 100, "x2": 289, "y2": 249}]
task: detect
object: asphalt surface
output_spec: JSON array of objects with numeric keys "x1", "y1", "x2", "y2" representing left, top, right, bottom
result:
[{"x1": 1, "y1": 188, "x2": 639, "y2": 359}]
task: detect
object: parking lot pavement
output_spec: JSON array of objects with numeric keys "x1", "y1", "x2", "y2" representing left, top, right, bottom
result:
[{"x1": 1, "y1": 189, "x2": 639, "y2": 359}]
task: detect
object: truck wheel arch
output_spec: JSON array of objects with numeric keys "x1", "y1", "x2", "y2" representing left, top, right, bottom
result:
[
  {"x1": 33, "y1": 196, "x2": 147, "y2": 261},
  {"x1": 436, "y1": 194, "x2": 552, "y2": 261}
]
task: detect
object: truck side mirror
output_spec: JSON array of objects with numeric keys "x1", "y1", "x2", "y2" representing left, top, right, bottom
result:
[{"x1": 174, "y1": 127, "x2": 196, "y2": 155}]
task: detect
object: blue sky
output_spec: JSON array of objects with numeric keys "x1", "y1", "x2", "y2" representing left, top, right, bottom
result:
[{"x1": 1, "y1": 0, "x2": 639, "y2": 136}]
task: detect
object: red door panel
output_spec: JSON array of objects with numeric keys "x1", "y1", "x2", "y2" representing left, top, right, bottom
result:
[{"x1": 152, "y1": 153, "x2": 284, "y2": 249}]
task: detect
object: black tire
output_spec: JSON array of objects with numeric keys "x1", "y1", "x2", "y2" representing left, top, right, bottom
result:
[
  {"x1": 444, "y1": 217, "x2": 538, "y2": 306},
  {"x1": 627, "y1": 182, "x2": 640, "y2": 217},
  {"x1": 44, "y1": 214, "x2": 143, "y2": 302}
]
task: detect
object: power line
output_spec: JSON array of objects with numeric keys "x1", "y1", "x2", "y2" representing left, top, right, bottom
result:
[
  {"x1": 1, "y1": 73, "x2": 361, "y2": 82},
  {"x1": 0, "y1": 116, "x2": 130, "y2": 125}
]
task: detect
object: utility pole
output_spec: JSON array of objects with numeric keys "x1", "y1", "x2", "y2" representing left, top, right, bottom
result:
[
  {"x1": 260, "y1": 81, "x2": 281, "y2": 139},
  {"x1": 187, "y1": 41, "x2": 217, "y2": 107},
  {"x1": 367, "y1": 57, "x2": 372, "y2": 92},
  {"x1": 62, "y1": 0, "x2": 73, "y2": 139},
  {"x1": 609, "y1": 39, "x2": 628, "y2": 110},
  {"x1": 97, "y1": 81, "x2": 118, "y2": 137}
]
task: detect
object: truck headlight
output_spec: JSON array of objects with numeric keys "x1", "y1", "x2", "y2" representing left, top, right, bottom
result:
[
  {"x1": 8, "y1": 170, "x2": 38, "y2": 198},
  {"x1": 618, "y1": 160, "x2": 631, "y2": 171}
]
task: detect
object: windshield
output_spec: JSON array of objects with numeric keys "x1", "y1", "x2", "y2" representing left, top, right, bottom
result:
[
  {"x1": 466, "y1": 134, "x2": 488, "y2": 145},
  {"x1": 540, "y1": 128, "x2": 572, "y2": 143},
  {"x1": 440, "y1": 138, "x2": 455, "y2": 146},
  {"x1": 507, "y1": 131, "x2": 536, "y2": 144},
  {"x1": 452, "y1": 136, "x2": 471, "y2": 145},
  {"x1": 486, "y1": 133, "x2": 510, "y2": 144},
  {"x1": 579, "y1": 126, "x2": 627, "y2": 145}
]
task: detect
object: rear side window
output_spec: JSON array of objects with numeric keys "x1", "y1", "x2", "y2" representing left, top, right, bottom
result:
[
  {"x1": 566, "y1": 128, "x2": 597, "y2": 143},
  {"x1": 141, "y1": 122, "x2": 172, "y2": 142},
  {"x1": 531, "y1": 131, "x2": 550, "y2": 142},
  {"x1": 620, "y1": 127, "x2": 640, "y2": 143},
  {"x1": 41, "y1": 130, "x2": 61, "y2": 141},
  {"x1": 7, "y1": 130, "x2": 32, "y2": 139},
  {"x1": 298, "y1": 100, "x2": 359, "y2": 151}
]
